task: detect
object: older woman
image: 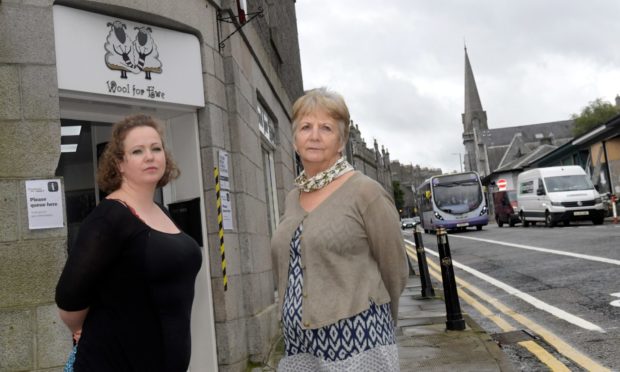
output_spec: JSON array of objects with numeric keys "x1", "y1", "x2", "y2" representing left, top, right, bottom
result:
[
  {"x1": 271, "y1": 88, "x2": 408, "y2": 371},
  {"x1": 55, "y1": 114, "x2": 202, "y2": 371}
]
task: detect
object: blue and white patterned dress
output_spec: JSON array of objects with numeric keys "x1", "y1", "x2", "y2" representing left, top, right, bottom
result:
[{"x1": 279, "y1": 224, "x2": 400, "y2": 372}]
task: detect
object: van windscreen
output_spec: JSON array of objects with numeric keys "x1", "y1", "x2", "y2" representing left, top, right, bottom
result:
[{"x1": 544, "y1": 175, "x2": 594, "y2": 192}]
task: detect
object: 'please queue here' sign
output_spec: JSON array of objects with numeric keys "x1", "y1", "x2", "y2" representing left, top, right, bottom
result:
[{"x1": 25, "y1": 179, "x2": 64, "y2": 230}]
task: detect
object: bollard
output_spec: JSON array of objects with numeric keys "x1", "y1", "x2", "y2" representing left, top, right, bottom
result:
[
  {"x1": 435, "y1": 227, "x2": 466, "y2": 331},
  {"x1": 413, "y1": 224, "x2": 435, "y2": 298}
]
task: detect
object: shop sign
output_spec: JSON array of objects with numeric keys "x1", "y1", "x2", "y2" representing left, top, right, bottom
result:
[{"x1": 53, "y1": 5, "x2": 205, "y2": 107}]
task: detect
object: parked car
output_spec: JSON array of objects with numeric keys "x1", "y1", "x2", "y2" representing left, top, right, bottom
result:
[
  {"x1": 493, "y1": 190, "x2": 520, "y2": 227},
  {"x1": 401, "y1": 217, "x2": 419, "y2": 229},
  {"x1": 516, "y1": 165, "x2": 606, "y2": 227}
]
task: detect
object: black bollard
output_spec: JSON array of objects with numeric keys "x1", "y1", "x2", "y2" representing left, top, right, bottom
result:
[
  {"x1": 413, "y1": 224, "x2": 435, "y2": 298},
  {"x1": 435, "y1": 228, "x2": 466, "y2": 331}
]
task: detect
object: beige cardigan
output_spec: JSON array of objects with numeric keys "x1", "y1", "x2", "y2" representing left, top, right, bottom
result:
[{"x1": 271, "y1": 171, "x2": 408, "y2": 329}]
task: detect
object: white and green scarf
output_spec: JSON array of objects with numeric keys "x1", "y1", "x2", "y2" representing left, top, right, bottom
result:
[{"x1": 294, "y1": 156, "x2": 354, "y2": 192}]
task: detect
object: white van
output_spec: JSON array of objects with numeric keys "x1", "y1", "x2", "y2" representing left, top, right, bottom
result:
[{"x1": 516, "y1": 165, "x2": 606, "y2": 227}]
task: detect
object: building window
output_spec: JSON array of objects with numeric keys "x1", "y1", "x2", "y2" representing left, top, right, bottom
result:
[
  {"x1": 257, "y1": 101, "x2": 279, "y2": 235},
  {"x1": 257, "y1": 102, "x2": 276, "y2": 146},
  {"x1": 262, "y1": 147, "x2": 279, "y2": 235}
]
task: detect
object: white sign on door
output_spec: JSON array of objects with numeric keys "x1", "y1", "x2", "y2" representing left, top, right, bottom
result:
[{"x1": 25, "y1": 179, "x2": 64, "y2": 229}]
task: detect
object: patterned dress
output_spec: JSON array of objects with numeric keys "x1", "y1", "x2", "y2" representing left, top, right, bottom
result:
[{"x1": 279, "y1": 224, "x2": 400, "y2": 372}]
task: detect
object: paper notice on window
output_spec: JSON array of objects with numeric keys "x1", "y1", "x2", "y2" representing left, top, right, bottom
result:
[{"x1": 25, "y1": 179, "x2": 64, "y2": 229}]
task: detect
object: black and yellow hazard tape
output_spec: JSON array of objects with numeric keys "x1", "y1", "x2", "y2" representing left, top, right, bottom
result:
[{"x1": 214, "y1": 167, "x2": 228, "y2": 291}]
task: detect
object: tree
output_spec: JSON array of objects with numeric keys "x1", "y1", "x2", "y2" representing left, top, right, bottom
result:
[
  {"x1": 571, "y1": 98, "x2": 620, "y2": 137},
  {"x1": 392, "y1": 180, "x2": 404, "y2": 215}
]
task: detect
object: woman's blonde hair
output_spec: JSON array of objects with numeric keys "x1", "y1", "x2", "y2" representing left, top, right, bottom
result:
[
  {"x1": 97, "y1": 114, "x2": 179, "y2": 193},
  {"x1": 292, "y1": 87, "x2": 351, "y2": 146}
]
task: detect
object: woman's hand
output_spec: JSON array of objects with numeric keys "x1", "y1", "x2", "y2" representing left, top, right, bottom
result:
[{"x1": 72, "y1": 329, "x2": 82, "y2": 343}]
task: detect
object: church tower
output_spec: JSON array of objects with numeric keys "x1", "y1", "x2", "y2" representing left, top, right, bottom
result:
[{"x1": 462, "y1": 47, "x2": 490, "y2": 176}]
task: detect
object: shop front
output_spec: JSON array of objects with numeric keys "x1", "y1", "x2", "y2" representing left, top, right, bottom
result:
[{"x1": 53, "y1": 5, "x2": 217, "y2": 370}]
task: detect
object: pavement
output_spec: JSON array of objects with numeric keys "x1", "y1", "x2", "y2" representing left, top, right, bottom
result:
[
  {"x1": 257, "y1": 216, "x2": 618, "y2": 371},
  {"x1": 396, "y1": 277, "x2": 514, "y2": 372},
  {"x1": 256, "y1": 274, "x2": 515, "y2": 372}
]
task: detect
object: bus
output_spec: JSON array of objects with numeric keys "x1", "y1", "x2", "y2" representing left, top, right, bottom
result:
[{"x1": 416, "y1": 171, "x2": 488, "y2": 233}]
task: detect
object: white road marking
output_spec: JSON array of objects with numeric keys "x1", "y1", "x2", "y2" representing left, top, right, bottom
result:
[
  {"x1": 449, "y1": 235, "x2": 620, "y2": 266},
  {"x1": 404, "y1": 239, "x2": 605, "y2": 333},
  {"x1": 611, "y1": 293, "x2": 620, "y2": 308}
]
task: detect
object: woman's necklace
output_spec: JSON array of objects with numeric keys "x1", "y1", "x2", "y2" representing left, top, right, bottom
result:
[{"x1": 294, "y1": 156, "x2": 354, "y2": 192}]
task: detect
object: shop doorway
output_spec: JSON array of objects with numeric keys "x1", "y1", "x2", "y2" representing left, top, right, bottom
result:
[{"x1": 56, "y1": 100, "x2": 218, "y2": 371}]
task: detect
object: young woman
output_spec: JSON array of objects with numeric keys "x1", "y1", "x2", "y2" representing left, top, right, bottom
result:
[{"x1": 56, "y1": 114, "x2": 202, "y2": 371}]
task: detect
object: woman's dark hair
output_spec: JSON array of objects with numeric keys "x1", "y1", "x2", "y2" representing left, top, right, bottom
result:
[{"x1": 97, "y1": 114, "x2": 180, "y2": 193}]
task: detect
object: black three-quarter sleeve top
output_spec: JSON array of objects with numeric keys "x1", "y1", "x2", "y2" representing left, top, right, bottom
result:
[{"x1": 55, "y1": 199, "x2": 202, "y2": 372}]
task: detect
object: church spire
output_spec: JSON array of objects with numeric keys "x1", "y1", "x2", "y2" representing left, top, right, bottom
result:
[
  {"x1": 461, "y1": 46, "x2": 490, "y2": 177},
  {"x1": 464, "y1": 46, "x2": 483, "y2": 113}
]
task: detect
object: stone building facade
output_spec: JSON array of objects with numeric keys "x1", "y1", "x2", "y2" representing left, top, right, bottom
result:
[
  {"x1": 345, "y1": 122, "x2": 394, "y2": 194},
  {"x1": 0, "y1": 1, "x2": 302, "y2": 371}
]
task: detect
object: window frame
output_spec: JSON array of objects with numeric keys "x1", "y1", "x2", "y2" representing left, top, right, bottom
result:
[{"x1": 256, "y1": 99, "x2": 280, "y2": 235}]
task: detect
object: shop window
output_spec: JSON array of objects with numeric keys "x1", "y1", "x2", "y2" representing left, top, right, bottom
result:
[{"x1": 56, "y1": 120, "x2": 103, "y2": 251}]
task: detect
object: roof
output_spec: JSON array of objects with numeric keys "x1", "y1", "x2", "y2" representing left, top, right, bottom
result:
[
  {"x1": 531, "y1": 113, "x2": 620, "y2": 167},
  {"x1": 479, "y1": 119, "x2": 574, "y2": 178},
  {"x1": 486, "y1": 146, "x2": 507, "y2": 172},
  {"x1": 481, "y1": 120, "x2": 574, "y2": 147},
  {"x1": 494, "y1": 144, "x2": 559, "y2": 172}
]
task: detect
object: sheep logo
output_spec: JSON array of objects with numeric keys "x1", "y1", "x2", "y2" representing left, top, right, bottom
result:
[{"x1": 104, "y1": 21, "x2": 162, "y2": 80}]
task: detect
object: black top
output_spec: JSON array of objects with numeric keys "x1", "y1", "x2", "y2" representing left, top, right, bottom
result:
[{"x1": 55, "y1": 199, "x2": 202, "y2": 372}]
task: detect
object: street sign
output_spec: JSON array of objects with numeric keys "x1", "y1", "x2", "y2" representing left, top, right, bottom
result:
[{"x1": 497, "y1": 179, "x2": 507, "y2": 191}]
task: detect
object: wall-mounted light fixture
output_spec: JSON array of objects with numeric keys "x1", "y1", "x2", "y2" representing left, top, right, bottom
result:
[{"x1": 216, "y1": 0, "x2": 263, "y2": 51}]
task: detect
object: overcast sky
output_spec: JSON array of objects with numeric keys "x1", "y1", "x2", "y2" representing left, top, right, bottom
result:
[{"x1": 295, "y1": 0, "x2": 620, "y2": 173}]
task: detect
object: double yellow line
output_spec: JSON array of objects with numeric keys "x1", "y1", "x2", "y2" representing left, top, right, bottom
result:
[{"x1": 404, "y1": 243, "x2": 610, "y2": 372}]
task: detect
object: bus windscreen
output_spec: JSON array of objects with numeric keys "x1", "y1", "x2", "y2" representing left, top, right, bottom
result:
[{"x1": 432, "y1": 173, "x2": 483, "y2": 214}]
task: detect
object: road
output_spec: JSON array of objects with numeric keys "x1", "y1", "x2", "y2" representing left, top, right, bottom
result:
[{"x1": 403, "y1": 221, "x2": 620, "y2": 371}]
